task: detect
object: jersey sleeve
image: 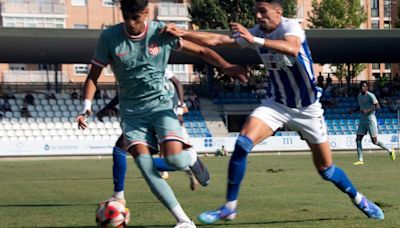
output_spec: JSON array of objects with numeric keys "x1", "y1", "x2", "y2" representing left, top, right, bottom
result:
[
  {"x1": 369, "y1": 92, "x2": 378, "y2": 104},
  {"x1": 91, "y1": 31, "x2": 111, "y2": 68},
  {"x1": 156, "y1": 21, "x2": 182, "y2": 51},
  {"x1": 283, "y1": 20, "x2": 305, "y2": 42}
]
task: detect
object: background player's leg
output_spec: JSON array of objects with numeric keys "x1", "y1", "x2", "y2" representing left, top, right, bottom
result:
[{"x1": 355, "y1": 134, "x2": 364, "y2": 164}]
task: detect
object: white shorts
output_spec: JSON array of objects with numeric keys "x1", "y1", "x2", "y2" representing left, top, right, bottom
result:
[{"x1": 250, "y1": 99, "x2": 328, "y2": 144}]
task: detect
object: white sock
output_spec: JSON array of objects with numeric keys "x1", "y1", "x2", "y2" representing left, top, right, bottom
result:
[
  {"x1": 353, "y1": 192, "x2": 363, "y2": 205},
  {"x1": 225, "y1": 200, "x2": 238, "y2": 211},
  {"x1": 113, "y1": 191, "x2": 124, "y2": 199},
  {"x1": 171, "y1": 204, "x2": 191, "y2": 223}
]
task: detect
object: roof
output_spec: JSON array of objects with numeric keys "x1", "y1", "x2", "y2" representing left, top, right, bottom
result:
[{"x1": 0, "y1": 27, "x2": 399, "y2": 64}]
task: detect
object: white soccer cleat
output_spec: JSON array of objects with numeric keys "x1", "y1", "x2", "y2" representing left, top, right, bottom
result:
[{"x1": 174, "y1": 220, "x2": 196, "y2": 228}]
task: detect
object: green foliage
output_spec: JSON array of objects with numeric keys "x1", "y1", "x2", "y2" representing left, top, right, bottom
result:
[
  {"x1": 190, "y1": 0, "x2": 298, "y2": 29},
  {"x1": 308, "y1": 0, "x2": 367, "y2": 81},
  {"x1": 283, "y1": 0, "x2": 297, "y2": 19},
  {"x1": 308, "y1": 0, "x2": 367, "y2": 29}
]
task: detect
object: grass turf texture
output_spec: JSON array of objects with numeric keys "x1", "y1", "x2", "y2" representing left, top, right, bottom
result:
[{"x1": 0, "y1": 152, "x2": 399, "y2": 227}]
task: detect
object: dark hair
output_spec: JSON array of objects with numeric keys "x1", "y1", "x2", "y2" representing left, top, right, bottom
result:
[
  {"x1": 255, "y1": 0, "x2": 283, "y2": 6},
  {"x1": 360, "y1": 81, "x2": 368, "y2": 87},
  {"x1": 120, "y1": 0, "x2": 148, "y2": 14}
]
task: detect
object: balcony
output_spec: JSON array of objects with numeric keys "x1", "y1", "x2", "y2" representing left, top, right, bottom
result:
[
  {"x1": 0, "y1": 0, "x2": 66, "y2": 15},
  {"x1": 3, "y1": 71, "x2": 68, "y2": 83},
  {"x1": 156, "y1": 3, "x2": 191, "y2": 22}
]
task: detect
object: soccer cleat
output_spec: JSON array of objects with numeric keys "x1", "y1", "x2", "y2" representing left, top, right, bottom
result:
[
  {"x1": 102, "y1": 196, "x2": 126, "y2": 207},
  {"x1": 353, "y1": 161, "x2": 364, "y2": 165},
  {"x1": 390, "y1": 148, "x2": 396, "y2": 161},
  {"x1": 174, "y1": 220, "x2": 196, "y2": 228},
  {"x1": 353, "y1": 195, "x2": 384, "y2": 220},
  {"x1": 189, "y1": 157, "x2": 210, "y2": 186},
  {"x1": 197, "y1": 206, "x2": 237, "y2": 224},
  {"x1": 185, "y1": 170, "x2": 199, "y2": 191}
]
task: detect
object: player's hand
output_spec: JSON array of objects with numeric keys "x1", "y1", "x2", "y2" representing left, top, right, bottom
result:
[
  {"x1": 161, "y1": 23, "x2": 186, "y2": 37},
  {"x1": 178, "y1": 114, "x2": 184, "y2": 124},
  {"x1": 224, "y1": 64, "x2": 248, "y2": 83},
  {"x1": 76, "y1": 113, "x2": 88, "y2": 130},
  {"x1": 230, "y1": 22, "x2": 253, "y2": 44}
]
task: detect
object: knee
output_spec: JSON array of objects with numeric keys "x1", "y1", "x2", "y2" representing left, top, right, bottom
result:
[
  {"x1": 372, "y1": 139, "x2": 378, "y2": 145},
  {"x1": 165, "y1": 154, "x2": 187, "y2": 170},
  {"x1": 232, "y1": 135, "x2": 253, "y2": 159},
  {"x1": 319, "y1": 165, "x2": 335, "y2": 181}
]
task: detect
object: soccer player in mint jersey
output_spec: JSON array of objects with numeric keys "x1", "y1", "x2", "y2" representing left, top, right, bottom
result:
[
  {"x1": 76, "y1": 1, "x2": 246, "y2": 227},
  {"x1": 96, "y1": 69, "x2": 199, "y2": 199},
  {"x1": 350, "y1": 81, "x2": 395, "y2": 165},
  {"x1": 164, "y1": 0, "x2": 384, "y2": 222}
]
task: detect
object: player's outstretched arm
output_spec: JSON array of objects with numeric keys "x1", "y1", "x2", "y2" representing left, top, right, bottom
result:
[
  {"x1": 77, "y1": 65, "x2": 103, "y2": 129},
  {"x1": 163, "y1": 23, "x2": 237, "y2": 47},
  {"x1": 179, "y1": 40, "x2": 247, "y2": 82}
]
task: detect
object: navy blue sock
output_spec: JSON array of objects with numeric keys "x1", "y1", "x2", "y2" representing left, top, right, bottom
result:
[
  {"x1": 227, "y1": 135, "x2": 253, "y2": 201},
  {"x1": 153, "y1": 157, "x2": 176, "y2": 172},
  {"x1": 319, "y1": 165, "x2": 357, "y2": 198},
  {"x1": 113, "y1": 147, "x2": 127, "y2": 192}
]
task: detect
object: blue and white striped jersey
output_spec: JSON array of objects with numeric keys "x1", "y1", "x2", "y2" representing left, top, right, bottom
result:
[{"x1": 236, "y1": 17, "x2": 321, "y2": 108}]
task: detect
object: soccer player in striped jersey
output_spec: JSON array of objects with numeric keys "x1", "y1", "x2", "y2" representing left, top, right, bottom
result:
[
  {"x1": 350, "y1": 81, "x2": 395, "y2": 165},
  {"x1": 164, "y1": 0, "x2": 384, "y2": 223},
  {"x1": 76, "y1": 1, "x2": 246, "y2": 227}
]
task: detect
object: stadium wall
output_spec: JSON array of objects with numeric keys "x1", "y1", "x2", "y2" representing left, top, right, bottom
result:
[{"x1": 0, "y1": 134, "x2": 398, "y2": 156}]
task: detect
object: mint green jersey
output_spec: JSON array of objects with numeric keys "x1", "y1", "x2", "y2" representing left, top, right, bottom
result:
[
  {"x1": 357, "y1": 91, "x2": 378, "y2": 123},
  {"x1": 91, "y1": 21, "x2": 180, "y2": 118}
]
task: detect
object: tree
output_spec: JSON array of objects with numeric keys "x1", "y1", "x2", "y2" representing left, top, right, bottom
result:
[
  {"x1": 308, "y1": 0, "x2": 367, "y2": 91},
  {"x1": 308, "y1": 0, "x2": 366, "y2": 29},
  {"x1": 190, "y1": 0, "x2": 297, "y2": 29}
]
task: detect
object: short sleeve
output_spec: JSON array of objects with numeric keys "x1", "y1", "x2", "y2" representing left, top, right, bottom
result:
[
  {"x1": 283, "y1": 20, "x2": 305, "y2": 42},
  {"x1": 91, "y1": 31, "x2": 111, "y2": 68},
  {"x1": 156, "y1": 21, "x2": 181, "y2": 51},
  {"x1": 369, "y1": 92, "x2": 378, "y2": 104}
]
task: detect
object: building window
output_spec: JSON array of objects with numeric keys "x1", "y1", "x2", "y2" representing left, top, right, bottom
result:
[
  {"x1": 103, "y1": 0, "x2": 116, "y2": 7},
  {"x1": 74, "y1": 64, "x2": 89, "y2": 75},
  {"x1": 9, "y1": 64, "x2": 27, "y2": 71},
  {"x1": 38, "y1": 64, "x2": 55, "y2": 71},
  {"x1": 71, "y1": 0, "x2": 86, "y2": 6},
  {"x1": 3, "y1": 16, "x2": 65, "y2": 28},
  {"x1": 73, "y1": 24, "x2": 88, "y2": 29},
  {"x1": 372, "y1": 63, "x2": 380, "y2": 70},
  {"x1": 371, "y1": 20, "x2": 379, "y2": 29},
  {"x1": 385, "y1": 63, "x2": 391, "y2": 70},
  {"x1": 370, "y1": 0, "x2": 379, "y2": 17}
]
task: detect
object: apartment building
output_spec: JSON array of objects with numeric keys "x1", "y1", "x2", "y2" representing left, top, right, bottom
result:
[
  {"x1": 297, "y1": 0, "x2": 398, "y2": 81},
  {"x1": 0, "y1": 0, "x2": 194, "y2": 84}
]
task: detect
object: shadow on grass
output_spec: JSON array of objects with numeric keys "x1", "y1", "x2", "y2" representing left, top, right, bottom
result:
[{"x1": 195, "y1": 217, "x2": 341, "y2": 227}]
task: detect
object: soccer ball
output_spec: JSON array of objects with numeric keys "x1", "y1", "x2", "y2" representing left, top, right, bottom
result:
[{"x1": 95, "y1": 201, "x2": 130, "y2": 228}]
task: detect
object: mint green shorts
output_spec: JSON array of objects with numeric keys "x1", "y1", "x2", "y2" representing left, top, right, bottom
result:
[
  {"x1": 357, "y1": 121, "x2": 378, "y2": 138},
  {"x1": 121, "y1": 109, "x2": 189, "y2": 153}
]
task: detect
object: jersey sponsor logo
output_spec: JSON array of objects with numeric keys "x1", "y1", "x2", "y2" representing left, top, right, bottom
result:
[{"x1": 148, "y1": 43, "x2": 160, "y2": 56}]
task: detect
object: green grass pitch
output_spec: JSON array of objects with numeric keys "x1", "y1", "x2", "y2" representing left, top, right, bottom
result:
[{"x1": 0, "y1": 152, "x2": 399, "y2": 227}]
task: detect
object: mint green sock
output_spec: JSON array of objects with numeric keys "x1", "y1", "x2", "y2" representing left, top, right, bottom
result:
[
  {"x1": 134, "y1": 154, "x2": 178, "y2": 210},
  {"x1": 376, "y1": 141, "x2": 390, "y2": 153},
  {"x1": 356, "y1": 141, "x2": 363, "y2": 161}
]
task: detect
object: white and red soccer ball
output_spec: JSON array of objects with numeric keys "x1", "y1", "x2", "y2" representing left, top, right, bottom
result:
[{"x1": 96, "y1": 201, "x2": 130, "y2": 228}]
